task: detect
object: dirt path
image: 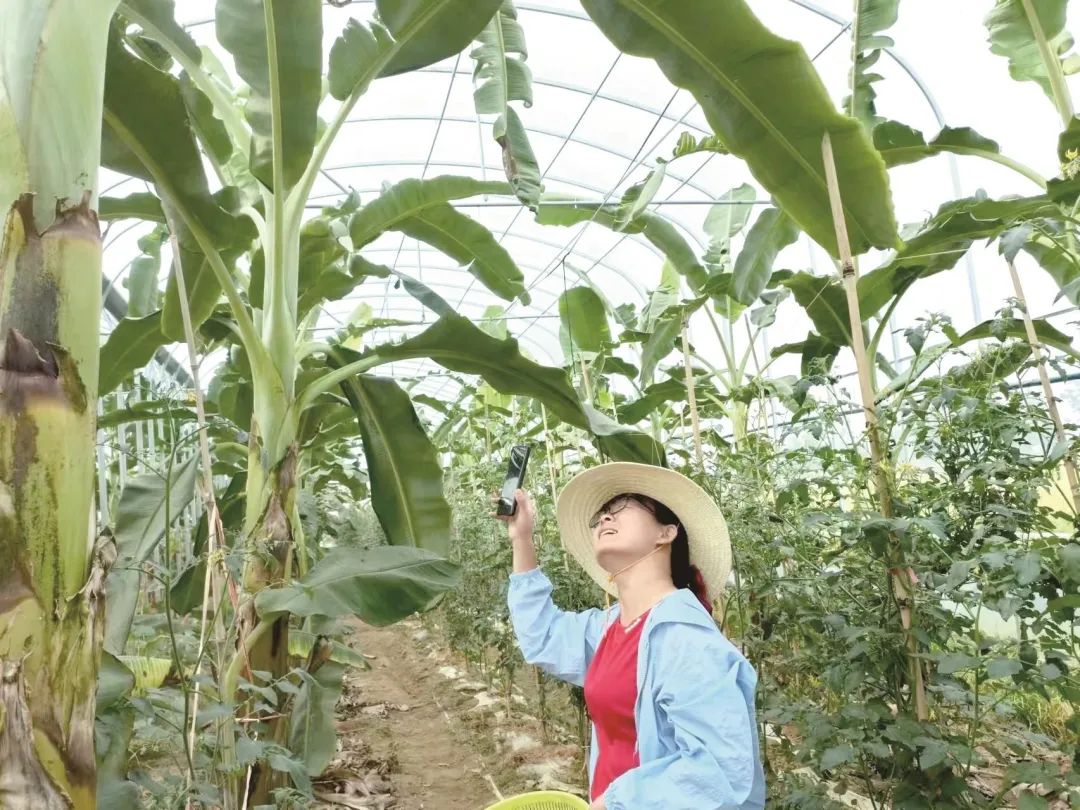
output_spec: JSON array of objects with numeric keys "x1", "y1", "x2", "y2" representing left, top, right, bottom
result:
[{"x1": 316, "y1": 619, "x2": 586, "y2": 810}]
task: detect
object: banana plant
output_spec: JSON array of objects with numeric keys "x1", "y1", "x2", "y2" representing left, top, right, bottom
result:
[{"x1": 0, "y1": 2, "x2": 121, "y2": 807}]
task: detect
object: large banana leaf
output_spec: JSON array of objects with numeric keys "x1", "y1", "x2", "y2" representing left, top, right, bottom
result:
[
  {"x1": 732, "y1": 207, "x2": 799, "y2": 305},
  {"x1": 289, "y1": 663, "x2": 345, "y2": 776},
  {"x1": 254, "y1": 546, "x2": 460, "y2": 624},
  {"x1": 377, "y1": 0, "x2": 503, "y2": 77},
  {"x1": 986, "y1": 0, "x2": 1077, "y2": 110},
  {"x1": 325, "y1": 366, "x2": 453, "y2": 555},
  {"x1": 847, "y1": 0, "x2": 900, "y2": 127},
  {"x1": 104, "y1": 453, "x2": 200, "y2": 653},
  {"x1": 779, "y1": 272, "x2": 852, "y2": 347},
  {"x1": 215, "y1": 0, "x2": 322, "y2": 189},
  {"x1": 579, "y1": 0, "x2": 897, "y2": 257}
]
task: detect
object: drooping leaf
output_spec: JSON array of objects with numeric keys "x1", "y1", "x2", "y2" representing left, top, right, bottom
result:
[
  {"x1": 104, "y1": 453, "x2": 200, "y2": 653},
  {"x1": 215, "y1": 0, "x2": 322, "y2": 189},
  {"x1": 325, "y1": 368, "x2": 452, "y2": 554},
  {"x1": 559, "y1": 286, "x2": 611, "y2": 361},
  {"x1": 366, "y1": 313, "x2": 665, "y2": 464},
  {"x1": 254, "y1": 545, "x2": 460, "y2": 623},
  {"x1": 1018, "y1": 231, "x2": 1080, "y2": 305},
  {"x1": 732, "y1": 207, "x2": 799, "y2": 305},
  {"x1": 377, "y1": 0, "x2": 504, "y2": 77},
  {"x1": 579, "y1": 0, "x2": 897, "y2": 257},
  {"x1": 771, "y1": 334, "x2": 843, "y2": 376},
  {"x1": 639, "y1": 309, "x2": 683, "y2": 386},
  {"x1": 288, "y1": 663, "x2": 345, "y2": 776},
  {"x1": 496, "y1": 106, "x2": 542, "y2": 207},
  {"x1": 99, "y1": 312, "x2": 169, "y2": 396},
  {"x1": 950, "y1": 317, "x2": 1078, "y2": 360},
  {"x1": 126, "y1": 229, "x2": 165, "y2": 317},
  {"x1": 120, "y1": 0, "x2": 202, "y2": 64},
  {"x1": 536, "y1": 199, "x2": 707, "y2": 292},
  {"x1": 986, "y1": 0, "x2": 1077, "y2": 108},
  {"x1": 616, "y1": 162, "x2": 668, "y2": 229}
]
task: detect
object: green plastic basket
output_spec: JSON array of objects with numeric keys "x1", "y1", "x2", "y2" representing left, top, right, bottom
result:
[{"x1": 483, "y1": 790, "x2": 590, "y2": 810}]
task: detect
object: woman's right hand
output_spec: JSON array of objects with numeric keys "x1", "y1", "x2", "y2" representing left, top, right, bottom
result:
[{"x1": 492, "y1": 488, "x2": 536, "y2": 545}]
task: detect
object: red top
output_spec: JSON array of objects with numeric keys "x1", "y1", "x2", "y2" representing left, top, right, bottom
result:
[{"x1": 583, "y1": 610, "x2": 650, "y2": 801}]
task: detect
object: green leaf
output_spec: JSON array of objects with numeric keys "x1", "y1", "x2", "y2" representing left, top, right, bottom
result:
[
  {"x1": 1017, "y1": 792, "x2": 1049, "y2": 810},
  {"x1": 936, "y1": 653, "x2": 979, "y2": 674},
  {"x1": 496, "y1": 106, "x2": 542, "y2": 208},
  {"x1": 98, "y1": 192, "x2": 165, "y2": 223},
  {"x1": 617, "y1": 163, "x2": 668, "y2": 229},
  {"x1": 1013, "y1": 550, "x2": 1043, "y2": 585},
  {"x1": 950, "y1": 317, "x2": 1078, "y2": 360},
  {"x1": 857, "y1": 194, "x2": 1047, "y2": 318},
  {"x1": 559, "y1": 286, "x2": 611, "y2": 360},
  {"x1": 347, "y1": 176, "x2": 525, "y2": 300},
  {"x1": 536, "y1": 199, "x2": 707, "y2": 292},
  {"x1": 121, "y1": 0, "x2": 202, "y2": 63},
  {"x1": 255, "y1": 546, "x2": 460, "y2": 623},
  {"x1": 349, "y1": 176, "x2": 511, "y2": 246},
  {"x1": 820, "y1": 744, "x2": 856, "y2": 770},
  {"x1": 368, "y1": 312, "x2": 664, "y2": 464},
  {"x1": 97, "y1": 652, "x2": 135, "y2": 710},
  {"x1": 289, "y1": 662, "x2": 345, "y2": 776},
  {"x1": 986, "y1": 0, "x2": 1075, "y2": 107},
  {"x1": 325, "y1": 369, "x2": 452, "y2": 554},
  {"x1": 579, "y1": 0, "x2": 897, "y2": 257},
  {"x1": 169, "y1": 514, "x2": 208, "y2": 615},
  {"x1": 640, "y1": 309, "x2": 683, "y2": 386},
  {"x1": 1059, "y1": 543, "x2": 1080, "y2": 583},
  {"x1": 780, "y1": 273, "x2": 851, "y2": 346},
  {"x1": 98, "y1": 312, "x2": 169, "y2": 396},
  {"x1": 875, "y1": 120, "x2": 1004, "y2": 169},
  {"x1": 104, "y1": 453, "x2": 200, "y2": 653},
  {"x1": 733, "y1": 207, "x2": 799, "y2": 305},
  {"x1": 102, "y1": 23, "x2": 242, "y2": 245},
  {"x1": 846, "y1": 0, "x2": 900, "y2": 127},
  {"x1": 472, "y1": 1, "x2": 532, "y2": 113},
  {"x1": 215, "y1": 0, "x2": 322, "y2": 189},
  {"x1": 328, "y1": 18, "x2": 394, "y2": 101},
  {"x1": 1019, "y1": 232, "x2": 1080, "y2": 306},
  {"x1": 126, "y1": 230, "x2": 164, "y2": 317},
  {"x1": 986, "y1": 657, "x2": 1024, "y2": 679},
  {"x1": 377, "y1": 0, "x2": 503, "y2": 77},
  {"x1": 703, "y1": 184, "x2": 755, "y2": 273},
  {"x1": 770, "y1": 334, "x2": 842, "y2": 376},
  {"x1": 394, "y1": 204, "x2": 528, "y2": 303}
]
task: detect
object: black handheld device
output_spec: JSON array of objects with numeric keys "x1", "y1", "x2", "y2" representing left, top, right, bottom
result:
[{"x1": 496, "y1": 444, "x2": 532, "y2": 516}]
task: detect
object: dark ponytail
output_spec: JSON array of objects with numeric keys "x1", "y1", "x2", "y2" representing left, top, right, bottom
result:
[{"x1": 637, "y1": 495, "x2": 711, "y2": 613}]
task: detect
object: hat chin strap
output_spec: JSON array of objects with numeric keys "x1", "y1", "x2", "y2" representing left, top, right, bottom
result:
[{"x1": 603, "y1": 543, "x2": 666, "y2": 610}]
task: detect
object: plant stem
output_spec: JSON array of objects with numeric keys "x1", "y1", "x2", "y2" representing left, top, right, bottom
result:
[{"x1": 1019, "y1": 0, "x2": 1075, "y2": 126}]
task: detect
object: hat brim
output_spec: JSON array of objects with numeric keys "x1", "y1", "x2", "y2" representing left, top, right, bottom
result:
[{"x1": 555, "y1": 462, "x2": 732, "y2": 599}]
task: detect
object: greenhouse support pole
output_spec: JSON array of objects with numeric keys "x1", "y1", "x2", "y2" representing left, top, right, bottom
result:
[
  {"x1": 821, "y1": 131, "x2": 928, "y2": 721},
  {"x1": 1006, "y1": 259, "x2": 1080, "y2": 513}
]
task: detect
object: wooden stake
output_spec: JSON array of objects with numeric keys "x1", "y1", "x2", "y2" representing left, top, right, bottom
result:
[
  {"x1": 681, "y1": 316, "x2": 704, "y2": 468},
  {"x1": 821, "y1": 132, "x2": 928, "y2": 721},
  {"x1": 1006, "y1": 259, "x2": 1080, "y2": 513}
]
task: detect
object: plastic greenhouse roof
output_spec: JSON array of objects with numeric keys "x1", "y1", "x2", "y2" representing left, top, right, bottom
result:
[{"x1": 100, "y1": 0, "x2": 1080, "y2": 414}]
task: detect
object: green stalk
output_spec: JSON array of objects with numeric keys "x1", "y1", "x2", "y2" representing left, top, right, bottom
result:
[{"x1": 1019, "y1": 0, "x2": 1075, "y2": 126}]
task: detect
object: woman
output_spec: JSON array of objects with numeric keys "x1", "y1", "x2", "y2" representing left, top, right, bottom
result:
[{"x1": 495, "y1": 461, "x2": 766, "y2": 810}]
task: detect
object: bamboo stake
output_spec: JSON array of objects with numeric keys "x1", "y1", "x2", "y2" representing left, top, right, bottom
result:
[
  {"x1": 1006, "y1": 259, "x2": 1080, "y2": 513},
  {"x1": 540, "y1": 403, "x2": 560, "y2": 509},
  {"x1": 579, "y1": 356, "x2": 595, "y2": 405},
  {"x1": 170, "y1": 238, "x2": 231, "y2": 799},
  {"x1": 681, "y1": 316, "x2": 704, "y2": 468},
  {"x1": 821, "y1": 131, "x2": 928, "y2": 721}
]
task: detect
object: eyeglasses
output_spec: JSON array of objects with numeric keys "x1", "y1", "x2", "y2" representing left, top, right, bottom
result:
[{"x1": 588, "y1": 494, "x2": 653, "y2": 529}]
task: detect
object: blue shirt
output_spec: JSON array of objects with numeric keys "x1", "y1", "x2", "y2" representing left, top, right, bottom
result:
[{"x1": 507, "y1": 567, "x2": 766, "y2": 810}]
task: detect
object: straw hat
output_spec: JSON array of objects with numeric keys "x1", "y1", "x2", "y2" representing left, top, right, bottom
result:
[{"x1": 555, "y1": 462, "x2": 732, "y2": 599}]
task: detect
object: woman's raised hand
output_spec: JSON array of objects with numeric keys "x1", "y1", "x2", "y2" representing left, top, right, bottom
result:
[{"x1": 491, "y1": 488, "x2": 536, "y2": 542}]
